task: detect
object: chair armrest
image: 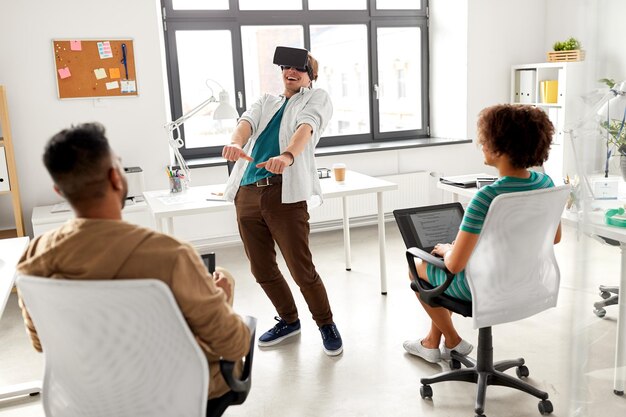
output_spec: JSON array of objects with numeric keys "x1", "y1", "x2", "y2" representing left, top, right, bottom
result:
[
  {"x1": 219, "y1": 315, "x2": 257, "y2": 393},
  {"x1": 406, "y1": 247, "x2": 455, "y2": 305}
]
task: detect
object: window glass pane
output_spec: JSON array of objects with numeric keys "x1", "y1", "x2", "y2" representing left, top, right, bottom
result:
[
  {"x1": 375, "y1": 0, "x2": 420, "y2": 10},
  {"x1": 376, "y1": 27, "x2": 422, "y2": 132},
  {"x1": 173, "y1": 0, "x2": 228, "y2": 10},
  {"x1": 175, "y1": 30, "x2": 237, "y2": 149},
  {"x1": 308, "y1": 0, "x2": 366, "y2": 10},
  {"x1": 241, "y1": 26, "x2": 304, "y2": 107},
  {"x1": 239, "y1": 0, "x2": 302, "y2": 10},
  {"x1": 311, "y1": 25, "x2": 370, "y2": 137}
]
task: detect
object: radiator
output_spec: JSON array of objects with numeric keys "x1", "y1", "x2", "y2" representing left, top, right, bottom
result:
[{"x1": 309, "y1": 171, "x2": 434, "y2": 231}]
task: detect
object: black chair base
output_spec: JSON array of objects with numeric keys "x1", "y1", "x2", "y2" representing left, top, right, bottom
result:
[{"x1": 419, "y1": 327, "x2": 552, "y2": 416}]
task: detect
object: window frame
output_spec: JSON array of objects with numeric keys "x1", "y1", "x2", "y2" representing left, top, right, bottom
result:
[{"x1": 161, "y1": 0, "x2": 429, "y2": 160}]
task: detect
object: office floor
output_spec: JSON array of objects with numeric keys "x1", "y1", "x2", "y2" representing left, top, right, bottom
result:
[{"x1": 1, "y1": 224, "x2": 626, "y2": 417}]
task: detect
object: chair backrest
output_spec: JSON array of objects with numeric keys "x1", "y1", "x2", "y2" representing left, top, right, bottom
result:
[
  {"x1": 16, "y1": 276, "x2": 208, "y2": 417},
  {"x1": 465, "y1": 185, "x2": 570, "y2": 329}
]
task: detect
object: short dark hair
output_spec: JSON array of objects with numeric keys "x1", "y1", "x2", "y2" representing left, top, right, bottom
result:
[
  {"x1": 43, "y1": 123, "x2": 113, "y2": 203},
  {"x1": 477, "y1": 104, "x2": 554, "y2": 169}
]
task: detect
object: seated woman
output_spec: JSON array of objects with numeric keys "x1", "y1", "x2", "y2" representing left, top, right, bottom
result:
[{"x1": 403, "y1": 104, "x2": 563, "y2": 363}]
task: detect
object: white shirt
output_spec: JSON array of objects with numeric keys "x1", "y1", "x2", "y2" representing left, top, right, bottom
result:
[{"x1": 224, "y1": 86, "x2": 333, "y2": 206}]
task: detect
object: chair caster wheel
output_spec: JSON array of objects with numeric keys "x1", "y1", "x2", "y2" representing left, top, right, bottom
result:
[
  {"x1": 600, "y1": 291, "x2": 611, "y2": 299},
  {"x1": 420, "y1": 384, "x2": 433, "y2": 399},
  {"x1": 538, "y1": 399, "x2": 553, "y2": 415},
  {"x1": 614, "y1": 389, "x2": 624, "y2": 396},
  {"x1": 594, "y1": 308, "x2": 607, "y2": 318},
  {"x1": 450, "y1": 359, "x2": 461, "y2": 369},
  {"x1": 516, "y1": 365, "x2": 529, "y2": 378}
]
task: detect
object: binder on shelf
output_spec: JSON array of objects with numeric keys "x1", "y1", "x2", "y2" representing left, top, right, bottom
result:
[
  {"x1": 0, "y1": 147, "x2": 10, "y2": 192},
  {"x1": 547, "y1": 108, "x2": 561, "y2": 144},
  {"x1": 540, "y1": 80, "x2": 558, "y2": 103},
  {"x1": 519, "y1": 70, "x2": 536, "y2": 104},
  {"x1": 514, "y1": 71, "x2": 522, "y2": 103}
]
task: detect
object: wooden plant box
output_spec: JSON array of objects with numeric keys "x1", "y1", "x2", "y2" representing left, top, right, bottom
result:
[{"x1": 547, "y1": 50, "x2": 585, "y2": 62}]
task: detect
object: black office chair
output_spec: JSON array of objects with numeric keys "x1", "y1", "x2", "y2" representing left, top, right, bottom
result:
[{"x1": 406, "y1": 186, "x2": 570, "y2": 417}]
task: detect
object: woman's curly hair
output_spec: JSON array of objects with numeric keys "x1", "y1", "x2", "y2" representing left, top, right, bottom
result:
[{"x1": 477, "y1": 104, "x2": 554, "y2": 169}]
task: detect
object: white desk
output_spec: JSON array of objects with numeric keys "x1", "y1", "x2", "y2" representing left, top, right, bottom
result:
[
  {"x1": 437, "y1": 181, "x2": 477, "y2": 202},
  {"x1": 144, "y1": 170, "x2": 397, "y2": 294},
  {"x1": 0, "y1": 237, "x2": 42, "y2": 401},
  {"x1": 563, "y1": 208, "x2": 626, "y2": 395}
]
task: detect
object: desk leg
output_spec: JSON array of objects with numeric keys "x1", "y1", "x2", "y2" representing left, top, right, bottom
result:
[
  {"x1": 614, "y1": 244, "x2": 626, "y2": 395},
  {"x1": 166, "y1": 217, "x2": 174, "y2": 236},
  {"x1": 155, "y1": 217, "x2": 163, "y2": 233},
  {"x1": 342, "y1": 196, "x2": 351, "y2": 271},
  {"x1": 377, "y1": 192, "x2": 387, "y2": 295},
  {"x1": 0, "y1": 380, "x2": 41, "y2": 401}
]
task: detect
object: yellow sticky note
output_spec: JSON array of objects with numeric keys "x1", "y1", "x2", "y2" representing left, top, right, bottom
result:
[
  {"x1": 94, "y1": 68, "x2": 107, "y2": 80},
  {"x1": 109, "y1": 68, "x2": 121, "y2": 79}
]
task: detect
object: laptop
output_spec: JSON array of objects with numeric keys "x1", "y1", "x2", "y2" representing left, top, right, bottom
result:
[{"x1": 393, "y1": 203, "x2": 465, "y2": 252}]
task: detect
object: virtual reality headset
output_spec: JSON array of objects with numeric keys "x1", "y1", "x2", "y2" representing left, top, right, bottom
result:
[{"x1": 273, "y1": 46, "x2": 314, "y2": 81}]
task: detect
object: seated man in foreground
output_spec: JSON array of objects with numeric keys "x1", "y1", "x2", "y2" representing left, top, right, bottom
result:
[{"x1": 17, "y1": 123, "x2": 250, "y2": 408}]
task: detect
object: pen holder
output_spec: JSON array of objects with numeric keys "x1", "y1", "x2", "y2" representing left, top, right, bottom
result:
[{"x1": 169, "y1": 176, "x2": 184, "y2": 193}]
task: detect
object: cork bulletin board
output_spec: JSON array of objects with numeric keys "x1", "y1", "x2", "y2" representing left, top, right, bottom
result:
[{"x1": 53, "y1": 39, "x2": 138, "y2": 99}]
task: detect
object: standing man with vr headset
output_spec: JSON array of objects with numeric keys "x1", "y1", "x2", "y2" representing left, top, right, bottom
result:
[{"x1": 222, "y1": 47, "x2": 343, "y2": 356}]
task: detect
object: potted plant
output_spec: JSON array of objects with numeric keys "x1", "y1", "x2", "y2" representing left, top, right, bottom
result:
[
  {"x1": 547, "y1": 37, "x2": 585, "y2": 62},
  {"x1": 599, "y1": 78, "x2": 626, "y2": 179}
]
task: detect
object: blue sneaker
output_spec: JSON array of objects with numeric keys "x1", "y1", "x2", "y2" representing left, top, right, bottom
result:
[
  {"x1": 258, "y1": 316, "x2": 301, "y2": 347},
  {"x1": 319, "y1": 323, "x2": 343, "y2": 356}
]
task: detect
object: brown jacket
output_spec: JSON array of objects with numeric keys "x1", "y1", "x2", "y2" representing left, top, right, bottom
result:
[{"x1": 17, "y1": 218, "x2": 250, "y2": 399}]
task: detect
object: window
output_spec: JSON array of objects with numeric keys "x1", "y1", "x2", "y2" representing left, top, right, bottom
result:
[{"x1": 162, "y1": 0, "x2": 429, "y2": 160}]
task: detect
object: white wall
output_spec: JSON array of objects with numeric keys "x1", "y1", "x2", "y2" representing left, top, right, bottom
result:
[
  {"x1": 12, "y1": 0, "x2": 607, "y2": 238},
  {"x1": 0, "y1": 0, "x2": 170, "y2": 233}
]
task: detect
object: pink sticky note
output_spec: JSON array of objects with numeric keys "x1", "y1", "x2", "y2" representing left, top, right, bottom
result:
[
  {"x1": 70, "y1": 40, "x2": 82, "y2": 51},
  {"x1": 58, "y1": 67, "x2": 71, "y2": 79}
]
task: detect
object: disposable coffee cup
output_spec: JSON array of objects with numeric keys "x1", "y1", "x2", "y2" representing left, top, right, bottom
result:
[{"x1": 333, "y1": 163, "x2": 346, "y2": 184}]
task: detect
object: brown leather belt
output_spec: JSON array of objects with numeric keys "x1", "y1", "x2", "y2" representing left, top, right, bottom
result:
[{"x1": 245, "y1": 175, "x2": 282, "y2": 187}]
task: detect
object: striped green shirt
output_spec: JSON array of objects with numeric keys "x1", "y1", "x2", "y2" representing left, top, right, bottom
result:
[{"x1": 427, "y1": 171, "x2": 554, "y2": 301}]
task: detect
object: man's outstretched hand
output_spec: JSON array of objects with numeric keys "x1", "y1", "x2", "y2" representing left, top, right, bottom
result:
[{"x1": 222, "y1": 144, "x2": 253, "y2": 162}]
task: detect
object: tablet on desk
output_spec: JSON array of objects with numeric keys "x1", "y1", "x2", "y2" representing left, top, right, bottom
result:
[{"x1": 440, "y1": 173, "x2": 497, "y2": 189}]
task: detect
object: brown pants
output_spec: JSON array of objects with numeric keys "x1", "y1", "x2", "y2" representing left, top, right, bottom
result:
[{"x1": 234, "y1": 183, "x2": 333, "y2": 327}]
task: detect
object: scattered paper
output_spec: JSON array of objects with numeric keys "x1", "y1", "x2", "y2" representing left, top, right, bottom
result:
[
  {"x1": 58, "y1": 67, "x2": 71, "y2": 79},
  {"x1": 70, "y1": 40, "x2": 82, "y2": 51},
  {"x1": 109, "y1": 68, "x2": 120, "y2": 79},
  {"x1": 121, "y1": 80, "x2": 136, "y2": 93},
  {"x1": 93, "y1": 68, "x2": 107, "y2": 80},
  {"x1": 105, "y1": 81, "x2": 119, "y2": 90},
  {"x1": 97, "y1": 41, "x2": 113, "y2": 59}
]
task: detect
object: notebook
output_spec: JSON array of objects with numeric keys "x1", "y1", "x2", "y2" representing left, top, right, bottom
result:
[
  {"x1": 439, "y1": 173, "x2": 497, "y2": 188},
  {"x1": 393, "y1": 203, "x2": 464, "y2": 252}
]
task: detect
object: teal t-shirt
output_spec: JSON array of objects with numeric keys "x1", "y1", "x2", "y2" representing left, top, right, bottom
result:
[
  {"x1": 240, "y1": 99, "x2": 288, "y2": 186},
  {"x1": 427, "y1": 171, "x2": 555, "y2": 301}
]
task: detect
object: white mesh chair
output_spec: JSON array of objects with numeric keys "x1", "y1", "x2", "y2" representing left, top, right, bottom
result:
[
  {"x1": 406, "y1": 185, "x2": 570, "y2": 417},
  {"x1": 16, "y1": 276, "x2": 254, "y2": 417}
]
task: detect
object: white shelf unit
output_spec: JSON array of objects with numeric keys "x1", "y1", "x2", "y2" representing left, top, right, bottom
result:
[{"x1": 511, "y1": 62, "x2": 586, "y2": 182}]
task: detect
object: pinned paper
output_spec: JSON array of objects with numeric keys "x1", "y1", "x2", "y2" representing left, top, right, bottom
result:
[
  {"x1": 58, "y1": 67, "x2": 71, "y2": 79},
  {"x1": 94, "y1": 68, "x2": 107, "y2": 80},
  {"x1": 109, "y1": 68, "x2": 121, "y2": 79},
  {"x1": 97, "y1": 41, "x2": 113, "y2": 59},
  {"x1": 70, "y1": 40, "x2": 82, "y2": 51},
  {"x1": 105, "y1": 81, "x2": 119, "y2": 90},
  {"x1": 121, "y1": 80, "x2": 136, "y2": 93}
]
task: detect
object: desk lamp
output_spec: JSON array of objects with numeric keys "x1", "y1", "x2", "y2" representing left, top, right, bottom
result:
[{"x1": 163, "y1": 79, "x2": 239, "y2": 184}]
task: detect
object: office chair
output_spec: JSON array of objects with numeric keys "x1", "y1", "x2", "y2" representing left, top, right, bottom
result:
[
  {"x1": 406, "y1": 185, "x2": 570, "y2": 417},
  {"x1": 591, "y1": 237, "x2": 620, "y2": 318},
  {"x1": 16, "y1": 276, "x2": 256, "y2": 417}
]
